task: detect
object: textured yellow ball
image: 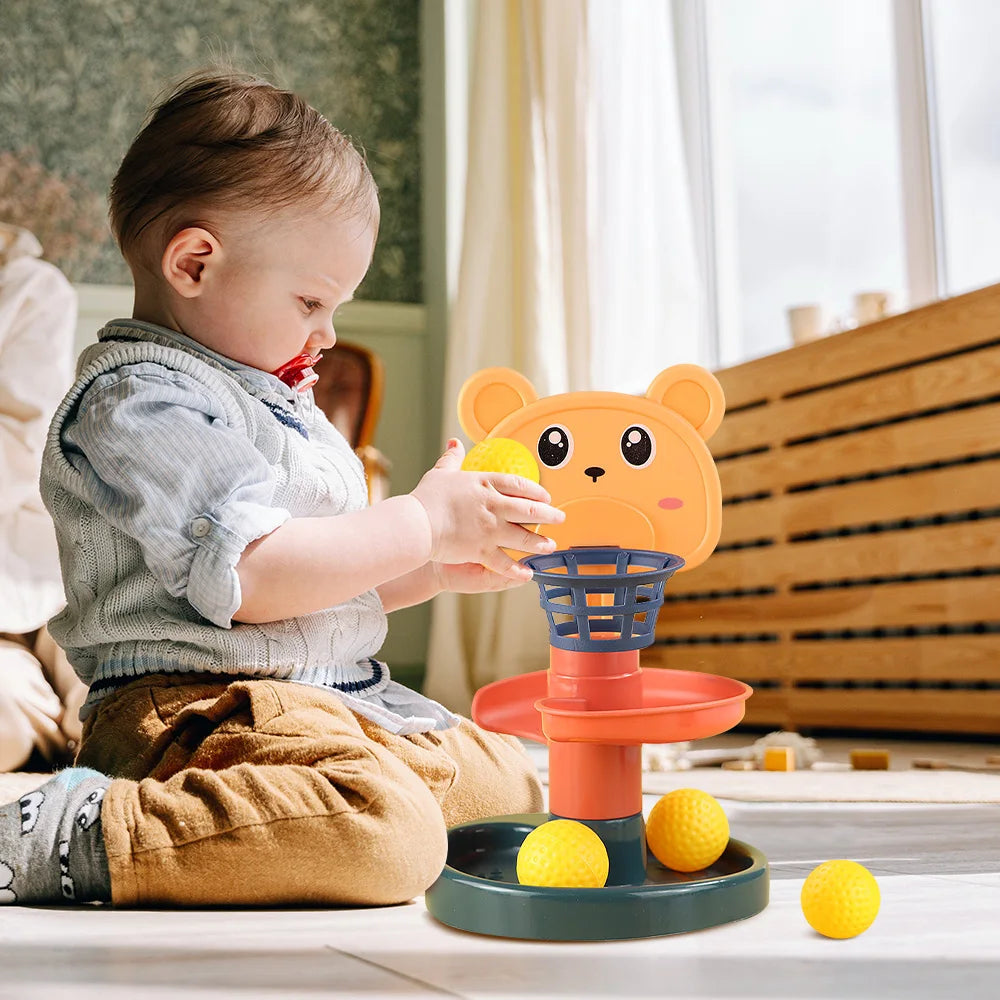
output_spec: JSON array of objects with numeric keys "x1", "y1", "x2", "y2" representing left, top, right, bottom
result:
[
  {"x1": 801, "y1": 860, "x2": 880, "y2": 939},
  {"x1": 645, "y1": 788, "x2": 730, "y2": 873},
  {"x1": 461, "y1": 438, "x2": 540, "y2": 483},
  {"x1": 516, "y1": 819, "x2": 609, "y2": 888}
]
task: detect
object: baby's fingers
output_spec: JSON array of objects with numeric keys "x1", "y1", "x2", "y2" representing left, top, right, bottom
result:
[
  {"x1": 500, "y1": 495, "x2": 566, "y2": 527},
  {"x1": 504, "y1": 526, "x2": 557, "y2": 556},
  {"x1": 487, "y1": 473, "x2": 552, "y2": 504},
  {"x1": 483, "y1": 548, "x2": 534, "y2": 582}
]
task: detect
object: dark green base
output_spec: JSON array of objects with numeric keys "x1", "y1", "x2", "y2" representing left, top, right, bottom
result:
[{"x1": 425, "y1": 813, "x2": 769, "y2": 942}]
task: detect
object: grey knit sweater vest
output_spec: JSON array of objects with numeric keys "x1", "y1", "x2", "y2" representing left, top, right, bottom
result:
[{"x1": 39, "y1": 324, "x2": 443, "y2": 729}]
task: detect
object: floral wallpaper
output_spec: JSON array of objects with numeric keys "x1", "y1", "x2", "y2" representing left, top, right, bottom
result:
[{"x1": 0, "y1": 0, "x2": 422, "y2": 302}]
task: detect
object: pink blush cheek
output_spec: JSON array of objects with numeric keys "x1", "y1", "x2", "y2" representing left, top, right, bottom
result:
[{"x1": 658, "y1": 497, "x2": 684, "y2": 510}]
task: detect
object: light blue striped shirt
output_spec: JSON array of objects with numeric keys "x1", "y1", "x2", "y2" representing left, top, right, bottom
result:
[{"x1": 41, "y1": 320, "x2": 458, "y2": 734}]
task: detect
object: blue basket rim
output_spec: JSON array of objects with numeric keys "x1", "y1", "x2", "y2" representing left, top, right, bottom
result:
[{"x1": 523, "y1": 546, "x2": 685, "y2": 586}]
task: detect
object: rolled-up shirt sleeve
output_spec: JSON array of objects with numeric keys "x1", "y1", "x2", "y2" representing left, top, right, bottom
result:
[{"x1": 62, "y1": 364, "x2": 290, "y2": 627}]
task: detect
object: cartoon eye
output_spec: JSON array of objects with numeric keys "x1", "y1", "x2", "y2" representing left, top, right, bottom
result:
[
  {"x1": 538, "y1": 425, "x2": 573, "y2": 469},
  {"x1": 620, "y1": 425, "x2": 655, "y2": 468}
]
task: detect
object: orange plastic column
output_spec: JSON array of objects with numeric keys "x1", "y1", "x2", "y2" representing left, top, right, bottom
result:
[
  {"x1": 545, "y1": 645, "x2": 644, "y2": 820},
  {"x1": 548, "y1": 741, "x2": 643, "y2": 820},
  {"x1": 547, "y1": 645, "x2": 642, "y2": 708}
]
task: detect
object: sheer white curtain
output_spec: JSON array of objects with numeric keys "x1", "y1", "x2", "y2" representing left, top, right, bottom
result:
[
  {"x1": 424, "y1": 0, "x2": 702, "y2": 714},
  {"x1": 589, "y1": 0, "x2": 706, "y2": 389}
]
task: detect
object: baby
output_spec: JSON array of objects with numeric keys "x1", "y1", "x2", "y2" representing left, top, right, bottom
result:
[{"x1": 0, "y1": 71, "x2": 561, "y2": 907}]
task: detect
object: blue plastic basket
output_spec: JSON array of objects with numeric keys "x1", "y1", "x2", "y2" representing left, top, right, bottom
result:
[{"x1": 522, "y1": 546, "x2": 685, "y2": 652}]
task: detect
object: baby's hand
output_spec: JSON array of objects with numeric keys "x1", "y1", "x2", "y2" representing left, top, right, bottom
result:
[
  {"x1": 432, "y1": 561, "x2": 534, "y2": 594},
  {"x1": 411, "y1": 439, "x2": 565, "y2": 581}
]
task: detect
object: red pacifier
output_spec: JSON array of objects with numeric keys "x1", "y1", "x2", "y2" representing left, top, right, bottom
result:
[{"x1": 271, "y1": 353, "x2": 322, "y2": 393}]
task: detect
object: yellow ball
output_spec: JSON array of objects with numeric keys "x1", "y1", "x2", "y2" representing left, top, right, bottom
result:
[
  {"x1": 801, "y1": 860, "x2": 880, "y2": 939},
  {"x1": 461, "y1": 438, "x2": 540, "y2": 483},
  {"x1": 516, "y1": 819, "x2": 609, "y2": 889},
  {"x1": 645, "y1": 788, "x2": 730, "y2": 873}
]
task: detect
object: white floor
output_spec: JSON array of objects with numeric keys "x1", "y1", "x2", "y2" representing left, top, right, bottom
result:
[{"x1": 2, "y1": 744, "x2": 1000, "y2": 1000}]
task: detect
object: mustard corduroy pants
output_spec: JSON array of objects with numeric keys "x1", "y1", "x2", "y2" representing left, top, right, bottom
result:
[{"x1": 76, "y1": 673, "x2": 542, "y2": 907}]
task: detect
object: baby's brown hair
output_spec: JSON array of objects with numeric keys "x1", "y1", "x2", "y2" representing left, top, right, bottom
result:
[{"x1": 110, "y1": 71, "x2": 378, "y2": 268}]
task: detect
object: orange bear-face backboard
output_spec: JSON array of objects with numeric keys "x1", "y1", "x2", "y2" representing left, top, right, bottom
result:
[{"x1": 457, "y1": 365, "x2": 725, "y2": 571}]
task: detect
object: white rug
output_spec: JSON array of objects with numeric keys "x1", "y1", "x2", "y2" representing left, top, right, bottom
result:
[{"x1": 637, "y1": 767, "x2": 1000, "y2": 804}]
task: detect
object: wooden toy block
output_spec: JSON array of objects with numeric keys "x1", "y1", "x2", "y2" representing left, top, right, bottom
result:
[
  {"x1": 763, "y1": 747, "x2": 796, "y2": 771},
  {"x1": 721, "y1": 759, "x2": 756, "y2": 771},
  {"x1": 850, "y1": 749, "x2": 891, "y2": 771}
]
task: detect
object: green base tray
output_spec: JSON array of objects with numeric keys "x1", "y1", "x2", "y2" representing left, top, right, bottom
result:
[{"x1": 425, "y1": 813, "x2": 769, "y2": 942}]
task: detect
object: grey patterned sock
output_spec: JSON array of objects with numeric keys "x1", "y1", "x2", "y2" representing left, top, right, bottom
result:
[{"x1": 0, "y1": 768, "x2": 111, "y2": 905}]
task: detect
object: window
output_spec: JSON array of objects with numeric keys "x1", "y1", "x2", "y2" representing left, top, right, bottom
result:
[
  {"x1": 675, "y1": 0, "x2": 993, "y2": 366},
  {"x1": 707, "y1": 0, "x2": 906, "y2": 364},
  {"x1": 927, "y1": 0, "x2": 1000, "y2": 295}
]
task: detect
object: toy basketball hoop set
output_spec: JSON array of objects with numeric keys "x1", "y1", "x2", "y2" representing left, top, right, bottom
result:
[{"x1": 424, "y1": 364, "x2": 769, "y2": 941}]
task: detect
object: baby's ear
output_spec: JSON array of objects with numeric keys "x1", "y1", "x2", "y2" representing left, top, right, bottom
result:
[
  {"x1": 646, "y1": 364, "x2": 725, "y2": 441},
  {"x1": 161, "y1": 227, "x2": 219, "y2": 298},
  {"x1": 457, "y1": 367, "x2": 538, "y2": 441}
]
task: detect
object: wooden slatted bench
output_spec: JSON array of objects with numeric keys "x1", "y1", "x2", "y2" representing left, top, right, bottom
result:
[{"x1": 647, "y1": 284, "x2": 1000, "y2": 735}]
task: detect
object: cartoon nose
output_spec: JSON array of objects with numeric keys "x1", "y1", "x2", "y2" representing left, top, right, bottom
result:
[{"x1": 584, "y1": 466, "x2": 605, "y2": 483}]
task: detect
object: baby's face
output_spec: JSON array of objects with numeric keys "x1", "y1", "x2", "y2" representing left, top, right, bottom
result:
[{"x1": 187, "y1": 206, "x2": 375, "y2": 376}]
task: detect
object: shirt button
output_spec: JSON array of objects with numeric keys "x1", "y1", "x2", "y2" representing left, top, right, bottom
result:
[{"x1": 190, "y1": 517, "x2": 211, "y2": 538}]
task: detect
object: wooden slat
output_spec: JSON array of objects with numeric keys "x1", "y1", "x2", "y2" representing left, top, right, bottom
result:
[
  {"x1": 644, "y1": 643, "x2": 1000, "y2": 733},
  {"x1": 643, "y1": 635, "x2": 1000, "y2": 682},
  {"x1": 712, "y1": 343, "x2": 1000, "y2": 456},
  {"x1": 740, "y1": 696, "x2": 790, "y2": 728},
  {"x1": 642, "y1": 643, "x2": 784, "y2": 680},
  {"x1": 671, "y1": 521, "x2": 1000, "y2": 594},
  {"x1": 718, "y1": 459, "x2": 1000, "y2": 546},
  {"x1": 717, "y1": 502, "x2": 781, "y2": 544},
  {"x1": 787, "y1": 637, "x2": 1000, "y2": 681},
  {"x1": 785, "y1": 690, "x2": 1000, "y2": 734},
  {"x1": 717, "y1": 283, "x2": 1000, "y2": 408},
  {"x1": 719, "y1": 402, "x2": 1000, "y2": 497},
  {"x1": 669, "y1": 546, "x2": 776, "y2": 592},
  {"x1": 657, "y1": 578, "x2": 1000, "y2": 637}
]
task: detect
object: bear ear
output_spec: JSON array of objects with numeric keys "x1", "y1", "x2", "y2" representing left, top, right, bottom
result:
[
  {"x1": 646, "y1": 364, "x2": 725, "y2": 441},
  {"x1": 457, "y1": 367, "x2": 538, "y2": 441}
]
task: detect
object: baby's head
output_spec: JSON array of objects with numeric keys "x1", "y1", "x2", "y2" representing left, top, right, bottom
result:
[{"x1": 110, "y1": 71, "x2": 378, "y2": 374}]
